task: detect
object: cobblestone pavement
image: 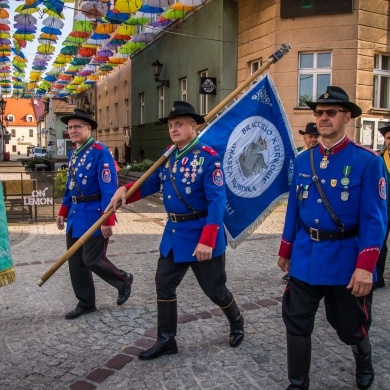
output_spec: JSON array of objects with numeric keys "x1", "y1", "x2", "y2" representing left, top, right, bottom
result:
[{"x1": 1, "y1": 199, "x2": 389, "y2": 390}]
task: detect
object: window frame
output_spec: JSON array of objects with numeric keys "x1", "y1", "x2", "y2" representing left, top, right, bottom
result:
[{"x1": 373, "y1": 53, "x2": 390, "y2": 109}]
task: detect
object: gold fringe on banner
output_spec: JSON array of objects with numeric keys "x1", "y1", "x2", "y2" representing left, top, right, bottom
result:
[{"x1": 0, "y1": 266, "x2": 16, "y2": 288}]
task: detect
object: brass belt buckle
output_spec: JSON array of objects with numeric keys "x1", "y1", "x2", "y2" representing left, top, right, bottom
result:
[
  {"x1": 170, "y1": 213, "x2": 177, "y2": 223},
  {"x1": 72, "y1": 196, "x2": 78, "y2": 204},
  {"x1": 309, "y1": 227, "x2": 320, "y2": 241}
]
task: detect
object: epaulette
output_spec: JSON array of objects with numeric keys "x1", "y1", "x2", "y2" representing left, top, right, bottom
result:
[
  {"x1": 201, "y1": 145, "x2": 217, "y2": 156},
  {"x1": 92, "y1": 142, "x2": 104, "y2": 150},
  {"x1": 351, "y1": 141, "x2": 379, "y2": 156}
]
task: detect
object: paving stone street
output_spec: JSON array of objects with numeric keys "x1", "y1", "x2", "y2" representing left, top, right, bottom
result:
[{"x1": 1, "y1": 195, "x2": 390, "y2": 390}]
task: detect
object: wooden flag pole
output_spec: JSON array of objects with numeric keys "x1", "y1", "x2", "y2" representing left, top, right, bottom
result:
[{"x1": 36, "y1": 43, "x2": 291, "y2": 287}]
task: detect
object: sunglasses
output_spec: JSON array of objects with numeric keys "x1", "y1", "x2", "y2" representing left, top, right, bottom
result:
[{"x1": 313, "y1": 109, "x2": 348, "y2": 118}]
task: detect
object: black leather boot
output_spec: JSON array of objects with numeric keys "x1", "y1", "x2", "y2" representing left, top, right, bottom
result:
[
  {"x1": 351, "y1": 336, "x2": 374, "y2": 389},
  {"x1": 220, "y1": 299, "x2": 244, "y2": 348},
  {"x1": 286, "y1": 334, "x2": 311, "y2": 390},
  {"x1": 139, "y1": 300, "x2": 178, "y2": 360}
]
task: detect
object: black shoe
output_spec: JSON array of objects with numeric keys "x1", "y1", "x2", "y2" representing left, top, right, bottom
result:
[
  {"x1": 373, "y1": 280, "x2": 385, "y2": 290},
  {"x1": 117, "y1": 273, "x2": 133, "y2": 305},
  {"x1": 282, "y1": 273, "x2": 290, "y2": 281},
  {"x1": 65, "y1": 306, "x2": 96, "y2": 320},
  {"x1": 138, "y1": 339, "x2": 178, "y2": 360}
]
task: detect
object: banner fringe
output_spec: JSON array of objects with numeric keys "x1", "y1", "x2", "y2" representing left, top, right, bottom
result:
[
  {"x1": 0, "y1": 266, "x2": 16, "y2": 288},
  {"x1": 227, "y1": 193, "x2": 288, "y2": 249}
]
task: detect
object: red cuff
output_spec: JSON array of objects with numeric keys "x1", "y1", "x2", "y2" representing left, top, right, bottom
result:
[
  {"x1": 124, "y1": 182, "x2": 142, "y2": 204},
  {"x1": 58, "y1": 204, "x2": 69, "y2": 217},
  {"x1": 199, "y1": 224, "x2": 219, "y2": 248},
  {"x1": 102, "y1": 212, "x2": 115, "y2": 226},
  {"x1": 278, "y1": 238, "x2": 292, "y2": 259},
  {"x1": 356, "y1": 247, "x2": 381, "y2": 273}
]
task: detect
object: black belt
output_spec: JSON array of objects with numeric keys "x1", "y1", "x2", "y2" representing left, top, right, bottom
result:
[
  {"x1": 72, "y1": 194, "x2": 101, "y2": 204},
  {"x1": 304, "y1": 225, "x2": 358, "y2": 241},
  {"x1": 168, "y1": 210, "x2": 208, "y2": 223}
]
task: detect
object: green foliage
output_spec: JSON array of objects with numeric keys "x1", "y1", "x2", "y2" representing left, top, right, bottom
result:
[
  {"x1": 299, "y1": 94, "x2": 311, "y2": 107},
  {"x1": 119, "y1": 159, "x2": 155, "y2": 173},
  {"x1": 54, "y1": 168, "x2": 68, "y2": 198},
  {"x1": 26, "y1": 158, "x2": 45, "y2": 169}
]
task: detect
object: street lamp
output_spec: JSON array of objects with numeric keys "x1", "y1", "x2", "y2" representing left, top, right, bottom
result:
[{"x1": 0, "y1": 96, "x2": 7, "y2": 161}]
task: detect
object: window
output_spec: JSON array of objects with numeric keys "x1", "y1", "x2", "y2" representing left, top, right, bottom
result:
[
  {"x1": 281, "y1": 0, "x2": 353, "y2": 18},
  {"x1": 124, "y1": 98, "x2": 129, "y2": 127},
  {"x1": 29, "y1": 129, "x2": 33, "y2": 137},
  {"x1": 12, "y1": 145, "x2": 16, "y2": 152},
  {"x1": 7, "y1": 115, "x2": 14, "y2": 122},
  {"x1": 26, "y1": 115, "x2": 33, "y2": 122},
  {"x1": 199, "y1": 70, "x2": 208, "y2": 115},
  {"x1": 158, "y1": 86, "x2": 165, "y2": 118},
  {"x1": 11, "y1": 129, "x2": 15, "y2": 137},
  {"x1": 298, "y1": 52, "x2": 332, "y2": 107},
  {"x1": 114, "y1": 102, "x2": 118, "y2": 128},
  {"x1": 98, "y1": 108, "x2": 102, "y2": 130},
  {"x1": 373, "y1": 54, "x2": 390, "y2": 109},
  {"x1": 180, "y1": 78, "x2": 187, "y2": 102},
  {"x1": 140, "y1": 93, "x2": 145, "y2": 124},
  {"x1": 106, "y1": 106, "x2": 109, "y2": 129},
  {"x1": 250, "y1": 59, "x2": 262, "y2": 75}
]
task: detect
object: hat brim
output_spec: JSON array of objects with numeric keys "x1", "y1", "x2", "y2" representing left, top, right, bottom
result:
[
  {"x1": 306, "y1": 100, "x2": 362, "y2": 119},
  {"x1": 379, "y1": 127, "x2": 390, "y2": 137},
  {"x1": 159, "y1": 112, "x2": 205, "y2": 124},
  {"x1": 61, "y1": 115, "x2": 98, "y2": 130}
]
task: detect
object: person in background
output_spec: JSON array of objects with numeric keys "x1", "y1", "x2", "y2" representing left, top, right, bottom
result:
[
  {"x1": 297, "y1": 122, "x2": 320, "y2": 153},
  {"x1": 278, "y1": 86, "x2": 387, "y2": 390},
  {"x1": 56, "y1": 109, "x2": 133, "y2": 320},
  {"x1": 375, "y1": 125, "x2": 390, "y2": 290},
  {"x1": 108, "y1": 101, "x2": 244, "y2": 360},
  {"x1": 0, "y1": 178, "x2": 15, "y2": 289}
]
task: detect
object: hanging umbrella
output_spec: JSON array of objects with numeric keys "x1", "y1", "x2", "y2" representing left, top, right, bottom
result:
[
  {"x1": 104, "y1": 9, "x2": 130, "y2": 24},
  {"x1": 125, "y1": 15, "x2": 150, "y2": 25},
  {"x1": 32, "y1": 65, "x2": 47, "y2": 70},
  {"x1": 161, "y1": 8, "x2": 186, "y2": 19},
  {"x1": 72, "y1": 19, "x2": 94, "y2": 32},
  {"x1": 144, "y1": 0, "x2": 173, "y2": 6},
  {"x1": 42, "y1": 8, "x2": 64, "y2": 18},
  {"x1": 44, "y1": 75, "x2": 57, "y2": 82},
  {"x1": 95, "y1": 23, "x2": 116, "y2": 34},
  {"x1": 78, "y1": 46, "x2": 96, "y2": 57},
  {"x1": 39, "y1": 33, "x2": 58, "y2": 41},
  {"x1": 92, "y1": 55, "x2": 109, "y2": 62},
  {"x1": 96, "y1": 49, "x2": 113, "y2": 56},
  {"x1": 34, "y1": 53, "x2": 52, "y2": 61},
  {"x1": 13, "y1": 24, "x2": 37, "y2": 32},
  {"x1": 69, "y1": 31, "x2": 90, "y2": 38},
  {"x1": 138, "y1": 4, "x2": 164, "y2": 13},
  {"x1": 116, "y1": 24, "x2": 136, "y2": 36},
  {"x1": 14, "y1": 5, "x2": 38, "y2": 15},
  {"x1": 13, "y1": 33, "x2": 35, "y2": 41},
  {"x1": 181, "y1": 0, "x2": 204, "y2": 5},
  {"x1": 80, "y1": 0, "x2": 109, "y2": 18},
  {"x1": 71, "y1": 57, "x2": 91, "y2": 65},
  {"x1": 60, "y1": 45, "x2": 78, "y2": 55},
  {"x1": 108, "y1": 57, "x2": 127, "y2": 64},
  {"x1": 13, "y1": 13, "x2": 37, "y2": 24},
  {"x1": 114, "y1": 0, "x2": 143, "y2": 13},
  {"x1": 41, "y1": 26, "x2": 62, "y2": 35},
  {"x1": 42, "y1": 16, "x2": 64, "y2": 29},
  {"x1": 171, "y1": 1, "x2": 195, "y2": 11},
  {"x1": 0, "y1": 24, "x2": 10, "y2": 31},
  {"x1": 131, "y1": 32, "x2": 155, "y2": 43},
  {"x1": 37, "y1": 43, "x2": 56, "y2": 53}
]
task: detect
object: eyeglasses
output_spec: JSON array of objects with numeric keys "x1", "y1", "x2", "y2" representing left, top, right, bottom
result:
[
  {"x1": 313, "y1": 109, "x2": 348, "y2": 118},
  {"x1": 66, "y1": 124, "x2": 87, "y2": 130}
]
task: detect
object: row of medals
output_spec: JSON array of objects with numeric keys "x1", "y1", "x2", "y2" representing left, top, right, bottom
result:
[
  {"x1": 69, "y1": 147, "x2": 93, "y2": 190},
  {"x1": 162, "y1": 153, "x2": 204, "y2": 195},
  {"x1": 320, "y1": 154, "x2": 350, "y2": 201}
]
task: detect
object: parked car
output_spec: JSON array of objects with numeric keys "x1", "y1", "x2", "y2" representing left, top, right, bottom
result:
[{"x1": 31, "y1": 147, "x2": 47, "y2": 159}]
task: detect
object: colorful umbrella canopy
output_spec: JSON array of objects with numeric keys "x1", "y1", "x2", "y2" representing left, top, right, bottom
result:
[
  {"x1": 80, "y1": 0, "x2": 109, "y2": 18},
  {"x1": 42, "y1": 16, "x2": 65, "y2": 29},
  {"x1": 114, "y1": 0, "x2": 143, "y2": 13}
]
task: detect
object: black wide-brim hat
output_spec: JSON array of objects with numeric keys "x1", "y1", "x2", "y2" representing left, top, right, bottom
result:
[
  {"x1": 61, "y1": 109, "x2": 98, "y2": 130},
  {"x1": 299, "y1": 122, "x2": 319, "y2": 135},
  {"x1": 160, "y1": 101, "x2": 205, "y2": 124},
  {"x1": 306, "y1": 86, "x2": 362, "y2": 118},
  {"x1": 379, "y1": 125, "x2": 390, "y2": 137}
]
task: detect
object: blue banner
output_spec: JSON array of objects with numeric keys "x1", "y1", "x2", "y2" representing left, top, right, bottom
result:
[{"x1": 200, "y1": 73, "x2": 297, "y2": 247}]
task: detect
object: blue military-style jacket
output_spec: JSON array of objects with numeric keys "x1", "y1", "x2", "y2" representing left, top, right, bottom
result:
[
  {"x1": 59, "y1": 139, "x2": 117, "y2": 238},
  {"x1": 126, "y1": 138, "x2": 227, "y2": 263},
  {"x1": 279, "y1": 137, "x2": 387, "y2": 285}
]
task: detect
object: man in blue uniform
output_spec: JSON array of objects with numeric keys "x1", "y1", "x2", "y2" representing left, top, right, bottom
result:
[
  {"x1": 376, "y1": 125, "x2": 390, "y2": 290},
  {"x1": 56, "y1": 109, "x2": 133, "y2": 320},
  {"x1": 108, "y1": 101, "x2": 244, "y2": 360},
  {"x1": 297, "y1": 122, "x2": 320, "y2": 154},
  {"x1": 278, "y1": 87, "x2": 387, "y2": 389}
]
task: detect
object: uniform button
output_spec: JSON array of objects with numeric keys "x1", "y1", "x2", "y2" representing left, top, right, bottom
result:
[
  {"x1": 321, "y1": 179, "x2": 325, "y2": 184},
  {"x1": 317, "y1": 199, "x2": 322, "y2": 203},
  {"x1": 172, "y1": 229, "x2": 176, "y2": 233},
  {"x1": 314, "y1": 219, "x2": 319, "y2": 224},
  {"x1": 168, "y1": 195, "x2": 171, "y2": 199}
]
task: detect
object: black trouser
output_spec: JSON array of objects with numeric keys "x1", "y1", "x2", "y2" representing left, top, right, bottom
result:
[
  {"x1": 283, "y1": 277, "x2": 373, "y2": 345},
  {"x1": 67, "y1": 231, "x2": 128, "y2": 308},
  {"x1": 155, "y1": 251, "x2": 233, "y2": 307},
  {"x1": 377, "y1": 222, "x2": 390, "y2": 283}
]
